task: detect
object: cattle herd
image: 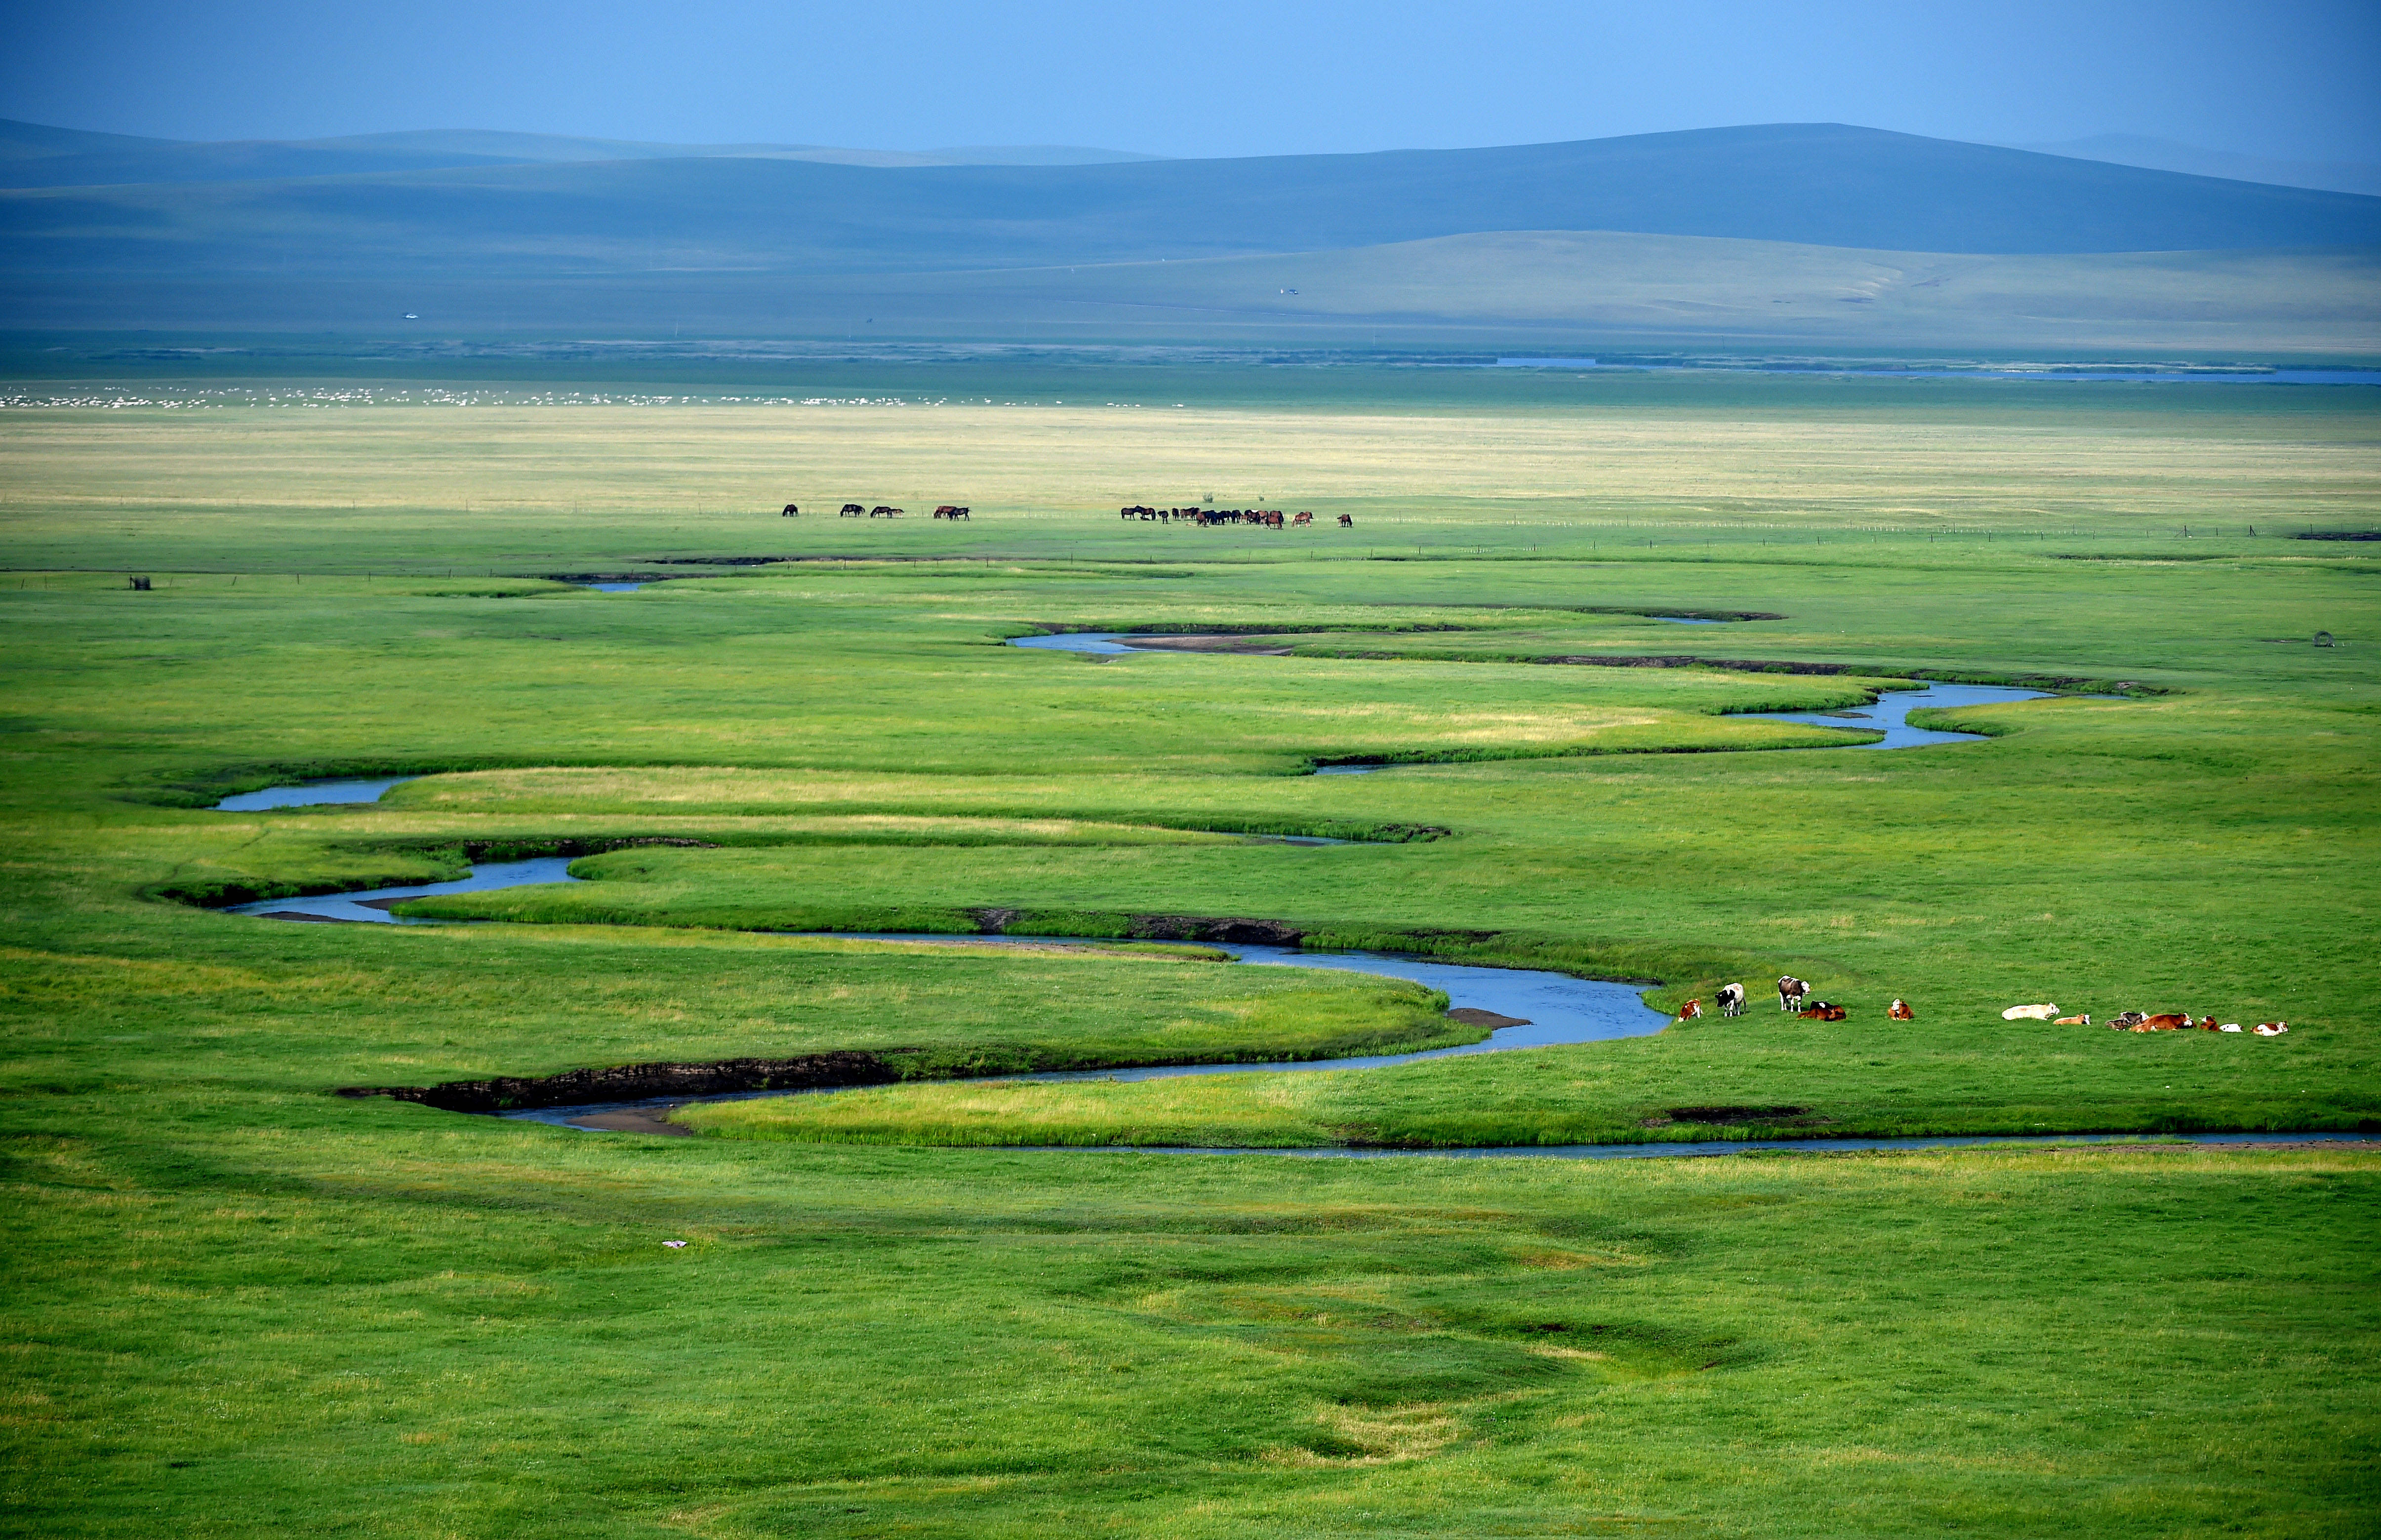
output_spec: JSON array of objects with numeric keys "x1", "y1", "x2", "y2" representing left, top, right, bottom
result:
[
  {"x1": 1669, "y1": 977, "x2": 2290, "y2": 1036},
  {"x1": 1120, "y1": 506, "x2": 1353, "y2": 528}
]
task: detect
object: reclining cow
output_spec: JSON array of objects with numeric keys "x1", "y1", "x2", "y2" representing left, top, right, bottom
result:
[
  {"x1": 1888, "y1": 998, "x2": 1914, "y2": 1020},
  {"x1": 1797, "y1": 1001, "x2": 1848, "y2": 1022}
]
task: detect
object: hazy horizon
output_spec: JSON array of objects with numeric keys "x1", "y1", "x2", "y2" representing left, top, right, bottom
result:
[{"x1": 4, "y1": 0, "x2": 2376, "y2": 165}]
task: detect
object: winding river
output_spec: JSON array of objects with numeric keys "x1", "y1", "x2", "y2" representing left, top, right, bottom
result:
[
  {"x1": 197, "y1": 634, "x2": 2199, "y2": 1152},
  {"x1": 1007, "y1": 632, "x2": 2064, "y2": 754}
]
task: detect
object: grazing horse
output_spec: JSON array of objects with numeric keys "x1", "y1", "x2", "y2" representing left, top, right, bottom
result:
[
  {"x1": 1716, "y1": 983, "x2": 1746, "y2": 1018},
  {"x1": 1888, "y1": 998, "x2": 1915, "y2": 1020},
  {"x1": 1675, "y1": 999, "x2": 1703, "y2": 1021},
  {"x1": 1337, "y1": 513, "x2": 1354, "y2": 526},
  {"x1": 780, "y1": 503, "x2": 800, "y2": 516},
  {"x1": 840, "y1": 504, "x2": 865, "y2": 517},
  {"x1": 1777, "y1": 975, "x2": 1808, "y2": 1013},
  {"x1": 1292, "y1": 511, "x2": 1314, "y2": 525},
  {"x1": 933, "y1": 506, "x2": 969, "y2": 519},
  {"x1": 869, "y1": 506, "x2": 903, "y2": 517}
]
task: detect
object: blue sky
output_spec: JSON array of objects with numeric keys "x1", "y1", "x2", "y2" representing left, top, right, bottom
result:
[{"x1": 3, "y1": 0, "x2": 2376, "y2": 162}]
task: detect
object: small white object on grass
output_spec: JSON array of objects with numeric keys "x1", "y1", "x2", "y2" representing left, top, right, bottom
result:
[{"x1": 663, "y1": 1240, "x2": 688, "y2": 1249}]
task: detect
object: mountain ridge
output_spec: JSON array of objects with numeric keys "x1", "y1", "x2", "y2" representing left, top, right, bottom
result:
[{"x1": 5, "y1": 121, "x2": 2375, "y2": 343}]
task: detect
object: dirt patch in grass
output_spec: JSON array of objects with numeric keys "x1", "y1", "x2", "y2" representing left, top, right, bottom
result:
[
  {"x1": 1446, "y1": 1008, "x2": 1531, "y2": 1029},
  {"x1": 339, "y1": 1050, "x2": 901, "y2": 1113}
]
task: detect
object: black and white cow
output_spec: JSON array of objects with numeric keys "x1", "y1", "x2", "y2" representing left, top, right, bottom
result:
[{"x1": 1717, "y1": 983, "x2": 1746, "y2": 1018}]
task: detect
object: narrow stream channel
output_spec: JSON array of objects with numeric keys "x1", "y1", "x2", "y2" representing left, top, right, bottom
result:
[{"x1": 1006, "y1": 632, "x2": 2063, "y2": 752}]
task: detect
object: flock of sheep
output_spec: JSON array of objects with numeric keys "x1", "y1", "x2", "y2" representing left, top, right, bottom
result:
[{"x1": 1672, "y1": 977, "x2": 2290, "y2": 1035}]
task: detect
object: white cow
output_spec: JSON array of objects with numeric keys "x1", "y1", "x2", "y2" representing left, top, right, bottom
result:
[{"x1": 2001, "y1": 1003, "x2": 2060, "y2": 1021}]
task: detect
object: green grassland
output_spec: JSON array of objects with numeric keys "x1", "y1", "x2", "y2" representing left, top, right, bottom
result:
[{"x1": 3, "y1": 367, "x2": 2378, "y2": 1534}]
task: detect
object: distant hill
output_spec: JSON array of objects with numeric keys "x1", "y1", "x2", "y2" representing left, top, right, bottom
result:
[
  {"x1": 2020, "y1": 135, "x2": 2381, "y2": 199},
  {"x1": 0, "y1": 118, "x2": 1163, "y2": 187},
  {"x1": 1, "y1": 120, "x2": 2375, "y2": 345}
]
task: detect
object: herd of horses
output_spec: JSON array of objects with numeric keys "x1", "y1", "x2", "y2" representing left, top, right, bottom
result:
[
  {"x1": 770, "y1": 503, "x2": 1362, "y2": 527},
  {"x1": 778, "y1": 504, "x2": 970, "y2": 518},
  {"x1": 1120, "y1": 506, "x2": 1352, "y2": 528}
]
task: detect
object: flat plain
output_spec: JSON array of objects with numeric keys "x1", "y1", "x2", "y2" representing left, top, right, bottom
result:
[{"x1": 2, "y1": 360, "x2": 2377, "y2": 1537}]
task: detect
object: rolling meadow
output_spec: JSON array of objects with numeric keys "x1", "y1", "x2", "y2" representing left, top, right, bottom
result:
[{"x1": 3, "y1": 360, "x2": 2378, "y2": 1536}]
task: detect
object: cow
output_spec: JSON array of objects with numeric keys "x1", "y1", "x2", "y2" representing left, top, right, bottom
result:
[
  {"x1": 1798, "y1": 1001, "x2": 1848, "y2": 1022},
  {"x1": 2217, "y1": 1022, "x2": 2244, "y2": 1033},
  {"x1": 2001, "y1": 1003, "x2": 2060, "y2": 1021},
  {"x1": 869, "y1": 506, "x2": 903, "y2": 517},
  {"x1": 2139, "y1": 1013, "x2": 2191, "y2": 1031},
  {"x1": 933, "y1": 506, "x2": 970, "y2": 519},
  {"x1": 2196, "y1": 1016, "x2": 2220, "y2": 1031},
  {"x1": 2107, "y1": 1012, "x2": 2146, "y2": 1031},
  {"x1": 2253, "y1": 1022, "x2": 2289, "y2": 1036},
  {"x1": 840, "y1": 504, "x2": 865, "y2": 517},
  {"x1": 1777, "y1": 975, "x2": 1808, "y2": 1013},
  {"x1": 1675, "y1": 999, "x2": 1703, "y2": 1022},
  {"x1": 781, "y1": 504, "x2": 800, "y2": 516},
  {"x1": 1337, "y1": 513, "x2": 1354, "y2": 526},
  {"x1": 1888, "y1": 998, "x2": 1915, "y2": 1020},
  {"x1": 2054, "y1": 1013, "x2": 2091, "y2": 1026},
  {"x1": 1717, "y1": 983, "x2": 1746, "y2": 1018}
]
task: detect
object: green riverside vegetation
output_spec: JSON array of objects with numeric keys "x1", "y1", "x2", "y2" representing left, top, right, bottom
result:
[{"x1": 2, "y1": 360, "x2": 2375, "y2": 1536}]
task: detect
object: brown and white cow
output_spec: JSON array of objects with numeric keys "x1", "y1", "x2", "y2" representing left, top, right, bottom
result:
[
  {"x1": 1888, "y1": 998, "x2": 1915, "y2": 1020},
  {"x1": 1798, "y1": 1001, "x2": 1848, "y2": 1022},
  {"x1": 2253, "y1": 1022, "x2": 2289, "y2": 1036},
  {"x1": 1675, "y1": 999, "x2": 1703, "y2": 1022},
  {"x1": 1778, "y1": 975, "x2": 1809, "y2": 1013},
  {"x1": 2054, "y1": 1013, "x2": 2091, "y2": 1026}
]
